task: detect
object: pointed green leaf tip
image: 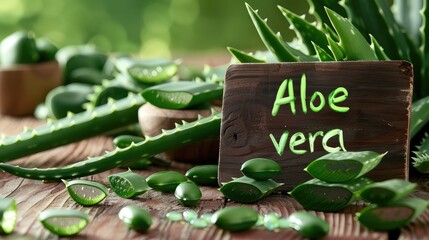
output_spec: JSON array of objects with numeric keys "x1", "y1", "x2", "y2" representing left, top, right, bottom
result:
[
  {"x1": 245, "y1": 3, "x2": 299, "y2": 62},
  {"x1": 227, "y1": 47, "x2": 266, "y2": 63},
  {"x1": 325, "y1": 7, "x2": 378, "y2": 60}
]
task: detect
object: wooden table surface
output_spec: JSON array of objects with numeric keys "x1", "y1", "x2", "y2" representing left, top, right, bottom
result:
[{"x1": 1, "y1": 115, "x2": 429, "y2": 240}]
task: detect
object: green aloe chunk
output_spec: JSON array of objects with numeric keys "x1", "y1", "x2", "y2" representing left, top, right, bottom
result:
[
  {"x1": 38, "y1": 209, "x2": 89, "y2": 237},
  {"x1": 36, "y1": 38, "x2": 58, "y2": 62},
  {"x1": 357, "y1": 198, "x2": 429, "y2": 231},
  {"x1": 183, "y1": 210, "x2": 198, "y2": 222},
  {"x1": 63, "y1": 179, "x2": 109, "y2": 206},
  {"x1": 240, "y1": 158, "x2": 281, "y2": 180},
  {"x1": 369, "y1": 35, "x2": 390, "y2": 61},
  {"x1": 227, "y1": 47, "x2": 266, "y2": 63},
  {"x1": 358, "y1": 179, "x2": 416, "y2": 205},
  {"x1": 166, "y1": 211, "x2": 183, "y2": 222},
  {"x1": 0, "y1": 198, "x2": 17, "y2": 235},
  {"x1": 282, "y1": 211, "x2": 330, "y2": 239},
  {"x1": 313, "y1": 42, "x2": 335, "y2": 61},
  {"x1": 108, "y1": 170, "x2": 150, "y2": 198},
  {"x1": 146, "y1": 171, "x2": 187, "y2": 192},
  {"x1": 220, "y1": 176, "x2": 283, "y2": 203},
  {"x1": 211, "y1": 206, "x2": 259, "y2": 232},
  {"x1": 174, "y1": 181, "x2": 202, "y2": 207},
  {"x1": 46, "y1": 83, "x2": 94, "y2": 119},
  {"x1": 325, "y1": 8, "x2": 378, "y2": 60},
  {"x1": 326, "y1": 35, "x2": 345, "y2": 60},
  {"x1": 185, "y1": 165, "x2": 218, "y2": 186},
  {"x1": 118, "y1": 206, "x2": 152, "y2": 232},
  {"x1": 116, "y1": 58, "x2": 178, "y2": 84},
  {"x1": 289, "y1": 177, "x2": 373, "y2": 212},
  {"x1": 0, "y1": 31, "x2": 39, "y2": 66},
  {"x1": 305, "y1": 151, "x2": 386, "y2": 183},
  {"x1": 141, "y1": 81, "x2": 223, "y2": 110}
]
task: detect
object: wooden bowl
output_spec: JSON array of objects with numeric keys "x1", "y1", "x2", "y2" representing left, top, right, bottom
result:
[
  {"x1": 0, "y1": 61, "x2": 62, "y2": 116},
  {"x1": 138, "y1": 103, "x2": 220, "y2": 164}
]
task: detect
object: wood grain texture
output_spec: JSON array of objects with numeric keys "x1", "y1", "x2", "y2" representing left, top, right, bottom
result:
[
  {"x1": 1, "y1": 115, "x2": 428, "y2": 239},
  {"x1": 219, "y1": 61, "x2": 413, "y2": 191}
]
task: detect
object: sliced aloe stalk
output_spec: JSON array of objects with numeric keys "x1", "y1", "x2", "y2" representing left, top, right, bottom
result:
[
  {"x1": 220, "y1": 176, "x2": 283, "y2": 203},
  {"x1": 38, "y1": 209, "x2": 89, "y2": 236},
  {"x1": 305, "y1": 151, "x2": 386, "y2": 183},
  {"x1": 108, "y1": 170, "x2": 150, "y2": 198},
  {"x1": 358, "y1": 179, "x2": 416, "y2": 205},
  {"x1": 141, "y1": 81, "x2": 223, "y2": 110},
  {"x1": 0, "y1": 198, "x2": 17, "y2": 234},
  {"x1": 289, "y1": 177, "x2": 373, "y2": 212},
  {"x1": 357, "y1": 198, "x2": 429, "y2": 231},
  {"x1": 62, "y1": 179, "x2": 109, "y2": 206}
]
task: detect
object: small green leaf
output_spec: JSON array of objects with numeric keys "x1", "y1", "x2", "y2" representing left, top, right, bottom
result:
[
  {"x1": 0, "y1": 198, "x2": 17, "y2": 234},
  {"x1": 240, "y1": 158, "x2": 281, "y2": 180},
  {"x1": 108, "y1": 170, "x2": 150, "y2": 199},
  {"x1": 174, "y1": 181, "x2": 202, "y2": 207},
  {"x1": 308, "y1": 0, "x2": 347, "y2": 29},
  {"x1": 410, "y1": 95, "x2": 429, "y2": 139},
  {"x1": 227, "y1": 47, "x2": 266, "y2": 63},
  {"x1": 326, "y1": 7, "x2": 378, "y2": 60},
  {"x1": 326, "y1": 35, "x2": 344, "y2": 60},
  {"x1": 185, "y1": 165, "x2": 218, "y2": 186},
  {"x1": 358, "y1": 179, "x2": 416, "y2": 205},
  {"x1": 312, "y1": 42, "x2": 335, "y2": 61},
  {"x1": 141, "y1": 81, "x2": 223, "y2": 110},
  {"x1": 38, "y1": 209, "x2": 89, "y2": 237},
  {"x1": 369, "y1": 34, "x2": 390, "y2": 60},
  {"x1": 63, "y1": 179, "x2": 109, "y2": 206}
]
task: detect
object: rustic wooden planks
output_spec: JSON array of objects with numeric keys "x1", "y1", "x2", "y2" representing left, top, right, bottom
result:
[{"x1": 219, "y1": 61, "x2": 413, "y2": 191}]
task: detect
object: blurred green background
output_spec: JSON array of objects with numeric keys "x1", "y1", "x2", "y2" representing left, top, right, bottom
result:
[{"x1": 0, "y1": 0, "x2": 308, "y2": 58}]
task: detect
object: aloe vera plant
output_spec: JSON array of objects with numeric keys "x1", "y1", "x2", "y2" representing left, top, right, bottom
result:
[{"x1": 230, "y1": 0, "x2": 429, "y2": 172}]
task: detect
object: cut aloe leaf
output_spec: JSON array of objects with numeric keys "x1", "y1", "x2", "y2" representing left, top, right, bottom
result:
[
  {"x1": 290, "y1": 177, "x2": 373, "y2": 212},
  {"x1": 185, "y1": 165, "x2": 218, "y2": 186},
  {"x1": 220, "y1": 176, "x2": 283, "y2": 203},
  {"x1": 240, "y1": 158, "x2": 281, "y2": 180},
  {"x1": 116, "y1": 58, "x2": 178, "y2": 84},
  {"x1": 38, "y1": 209, "x2": 89, "y2": 236},
  {"x1": 113, "y1": 135, "x2": 145, "y2": 149},
  {"x1": 358, "y1": 179, "x2": 416, "y2": 205},
  {"x1": 141, "y1": 81, "x2": 223, "y2": 110},
  {"x1": 305, "y1": 151, "x2": 386, "y2": 183},
  {"x1": 357, "y1": 198, "x2": 429, "y2": 231},
  {"x1": 63, "y1": 179, "x2": 109, "y2": 206},
  {"x1": 312, "y1": 42, "x2": 335, "y2": 61},
  {"x1": 118, "y1": 206, "x2": 152, "y2": 232},
  {"x1": 227, "y1": 47, "x2": 266, "y2": 63},
  {"x1": 0, "y1": 198, "x2": 17, "y2": 234},
  {"x1": 282, "y1": 211, "x2": 330, "y2": 239},
  {"x1": 108, "y1": 170, "x2": 150, "y2": 198},
  {"x1": 174, "y1": 181, "x2": 202, "y2": 207}
]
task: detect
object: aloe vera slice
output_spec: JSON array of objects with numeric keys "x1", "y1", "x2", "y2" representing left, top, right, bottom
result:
[
  {"x1": 357, "y1": 198, "x2": 429, "y2": 231},
  {"x1": 305, "y1": 151, "x2": 386, "y2": 183},
  {"x1": 358, "y1": 179, "x2": 416, "y2": 205},
  {"x1": 240, "y1": 158, "x2": 281, "y2": 180},
  {"x1": 185, "y1": 165, "x2": 218, "y2": 186},
  {"x1": 141, "y1": 81, "x2": 223, "y2": 110},
  {"x1": 38, "y1": 209, "x2": 89, "y2": 236},
  {"x1": 290, "y1": 177, "x2": 373, "y2": 212},
  {"x1": 146, "y1": 171, "x2": 187, "y2": 192},
  {"x1": 108, "y1": 170, "x2": 150, "y2": 198},
  {"x1": 63, "y1": 179, "x2": 109, "y2": 206},
  {"x1": 281, "y1": 211, "x2": 330, "y2": 239},
  {"x1": 0, "y1": 198, "x2": 17, "y2": 234},
  {"x1": 174, "y1": 181, "x2": 202, "y2": 207},
  {"x1": 220, "y1": 176, "x2": 283, "y2": 203},
  {"x1": 118, "y1": 206, "x2": 152, "y2": 232},
  {"x1": 211, "y1": 206, "x2": 259, "y2": 232},
  {"x1": 116, "y1": 58, "x2": 178, "y2": 84}
]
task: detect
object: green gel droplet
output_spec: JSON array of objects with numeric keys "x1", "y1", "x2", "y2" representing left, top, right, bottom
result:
[
  {"x1": 264, "y1": 213, "x2": 280, "y2": 231},
  {"x1": 201, "y1": 213, "x2": 214, "y2": 224},
  {"x1": 279, "y1": 218, "x2": 290, "y2": 229},
  {"x1": 166, "y1": 211, "x2": 183, "y2": 222},
  {"x1": 255, "y1": 215, "x2": 264, "y2": 227},
  {"x1": 183, "y1": 210, "x2": 198, "y2": 222},
  {"x1": 190, "y1": 218, "x2": 208, "y2": 229}
]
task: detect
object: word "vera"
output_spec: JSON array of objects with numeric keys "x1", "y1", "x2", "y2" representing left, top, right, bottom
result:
[{"x1": 270, "y1": 74, "x2": 349, "y2": 156}]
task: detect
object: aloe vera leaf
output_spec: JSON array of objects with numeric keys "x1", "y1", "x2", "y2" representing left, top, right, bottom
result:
[
  {"x1": 369, "y1": 35, "x2": 390, "y2": 61},
  {"x1": 0, "y1": 93, "x2": 145, "y2": 163},
  {"x1": 118, "y1": 206, "x2": 152, "y2": 232},
  {"x1": 109, "y1": 170, "x2": 150, "y2": 199},
  {"x1": 312, "y1": 42, "x2": 335, "y2": 61},
  {"x1": 413, "y1": 133, "x2": 429, "y2": 173},
  {"x1": 356, "y1": 198, "x2": 429, "y2": 231},
  {"x1": 227, "y1": 47, "x2": 266, "y2": 63},
  {"x1": 344, "y1": 0, "x2": 401, "y2": 60},
  {"x1": 326, "y1": 35, "x2": 344, "y2": 61},
  {"x1": 289, "y1": 177, "x2": 373, "y2": 212},
  {"x1": 307, "y1": 0, "x2": 347, "y2": 29},
  {"x1": 240, "y1": 158, "x2": 281, "y2": 180},
  {"x1": 0, "y1": 112, "x2": 222, "y2": 180},
  {"x1": 0, "y1": 198, "x2": 17, "y2": 234},
  {"x1": 358, "y1": 179, "x2": 416, "y2": 205},
  {"x1": 220, "y1": 176, "x2": 283, "y2": 203},
  {"x1": 420, "y1": 0, "x2": 429, "y2": 99},
  {"x1": 246, "y1": 3, "x2": 299, "y2": 62},
  {"x1": 279, "y1": 6, "x2": 330, "y2": 55},
  {"x1": 410, "y1": 95, "x2": 429, "y2": 139},
  {"x1": 325, "y1": 8, "x2": 378, "y2": 60},
  {"x1": 141, "y1": 81, "x2": 223, "y2": 110},
  {"x1": 305, "y1": 151, "x2": 386, "y2": 183},
  {"x1": 281, "y1": 211, "x2": 330, "y2": 239},
  {"x1": 394, "y1": 0, "x2": 422, "y2": 43},
  {"x1": 46, "y1": 83, "x2": 94, "y2": 119}
]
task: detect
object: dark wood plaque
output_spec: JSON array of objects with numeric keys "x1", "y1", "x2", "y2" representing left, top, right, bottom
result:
[{"x1": 219, "y1": 61, "x2": 413, "y2": 192}]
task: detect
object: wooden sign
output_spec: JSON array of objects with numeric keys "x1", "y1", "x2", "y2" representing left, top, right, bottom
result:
[{"x1": 218, "y1": 61, "x2": 413, "y2": 192}]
